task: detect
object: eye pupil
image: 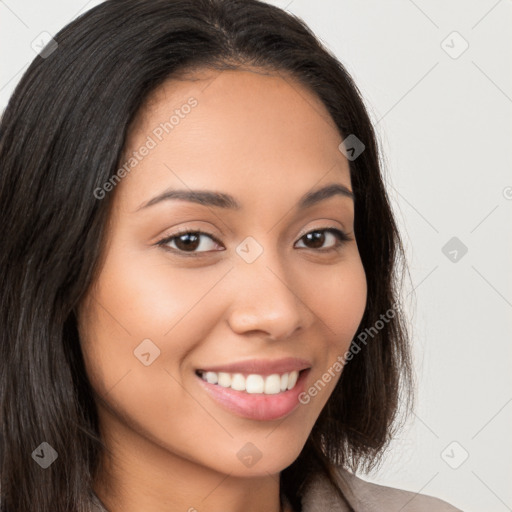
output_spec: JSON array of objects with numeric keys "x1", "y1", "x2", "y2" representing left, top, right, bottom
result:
[
  {"x1": 176, "y1": 233, "x2": 200, "y2": 251},
  {"x1": 304, "y1": 231, "x2": 325, "y2": 249}
]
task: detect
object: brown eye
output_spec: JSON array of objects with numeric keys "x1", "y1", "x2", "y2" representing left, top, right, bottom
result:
[
  {"x1": 157, "y1": 230, "x2": 223, "y2": 254},
  {"x1": 156, "y1": 227, "x2": 351, "y2": 257},
  {"x1": 295, "y1": 228, "x2": 351, "y2": 251}
]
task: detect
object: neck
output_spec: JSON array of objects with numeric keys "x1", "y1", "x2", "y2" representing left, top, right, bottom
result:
[{"x1": 93, "y1": 409, "x2": 286, "y2": 512}]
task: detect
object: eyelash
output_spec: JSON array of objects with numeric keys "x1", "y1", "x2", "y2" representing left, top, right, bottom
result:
[{"x1": 155, "y1": 226, "x2": 352, "y2": 257}]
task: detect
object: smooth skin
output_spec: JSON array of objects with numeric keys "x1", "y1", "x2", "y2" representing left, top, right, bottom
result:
[{"x1": 77, "y1": 68, "x2": 367, "y2": 512}]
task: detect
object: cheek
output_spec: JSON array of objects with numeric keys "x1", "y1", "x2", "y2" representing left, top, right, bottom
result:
[
  {"x1": 76, "y1": 253, "x2": 227, "y2": 461},
  {"x1": 85, "y1": 241, "x2": 230, "y2": 347},
  {"x1": 298, "y1": 256, "x2": 367, "y2": 410},
  {"x1": 76, "y1": 241, "x2": 250, "y2": 431},
  {"x1": 312, "y1": 255, "x2": 367, "y2": 351}
]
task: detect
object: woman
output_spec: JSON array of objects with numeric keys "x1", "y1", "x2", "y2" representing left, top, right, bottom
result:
[{"x1": 0, "y1": 0, "x2": 462, "y2": 510}]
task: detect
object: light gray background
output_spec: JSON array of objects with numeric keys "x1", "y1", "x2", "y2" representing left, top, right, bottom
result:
[{"x1": 1, "y1": 1, "x2": 511, "y2": 511}]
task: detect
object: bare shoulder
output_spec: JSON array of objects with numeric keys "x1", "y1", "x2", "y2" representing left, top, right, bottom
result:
[{"x1": 335, "y1": 467, "x2": 464, "y2": 512}]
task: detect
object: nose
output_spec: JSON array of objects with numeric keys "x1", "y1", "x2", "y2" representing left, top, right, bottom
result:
[{"x1": 225, "y1": 252, "x2": 315, "y2": 341}]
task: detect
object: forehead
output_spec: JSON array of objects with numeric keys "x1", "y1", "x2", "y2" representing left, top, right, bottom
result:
[{"x1": 115, "y1": 68, "x2": 351, "y2": 211}]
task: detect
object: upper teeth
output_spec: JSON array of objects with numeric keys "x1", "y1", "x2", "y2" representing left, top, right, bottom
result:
[{"x1": 198, "y1": 370, "x2": 300, "y2": 394}]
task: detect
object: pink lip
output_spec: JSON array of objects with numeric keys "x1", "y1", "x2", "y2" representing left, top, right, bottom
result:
[
  {"x1": 196, "y1": 368, "x2": 311, "y2": 421},
  {"x1": 196, "y1": 357, "x2": 311, "y2": 377}
]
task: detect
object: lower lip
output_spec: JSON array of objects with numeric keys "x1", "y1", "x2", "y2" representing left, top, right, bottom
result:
[{"x1": 196, "y1": 369, "x2": 310, "y2": 421}]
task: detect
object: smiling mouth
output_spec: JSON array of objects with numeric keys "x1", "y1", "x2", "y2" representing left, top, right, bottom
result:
[{"x1": 195, "y1": 369, "x2": 307, "y2": 395}]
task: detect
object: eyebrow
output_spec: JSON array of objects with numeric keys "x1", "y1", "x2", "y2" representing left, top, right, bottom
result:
[{"x1": 136, "y1": 182, "x2": 354, "y2": 211}]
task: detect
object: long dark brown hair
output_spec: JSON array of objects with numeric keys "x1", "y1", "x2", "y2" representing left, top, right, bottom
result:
[{"x1": 0, "y1": 0, "x2": 413, "y2": 510}]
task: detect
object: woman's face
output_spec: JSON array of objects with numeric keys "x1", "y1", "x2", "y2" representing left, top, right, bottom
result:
[{"x1": 78, "y1": 68, "x2": 367, "y2": 478}]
